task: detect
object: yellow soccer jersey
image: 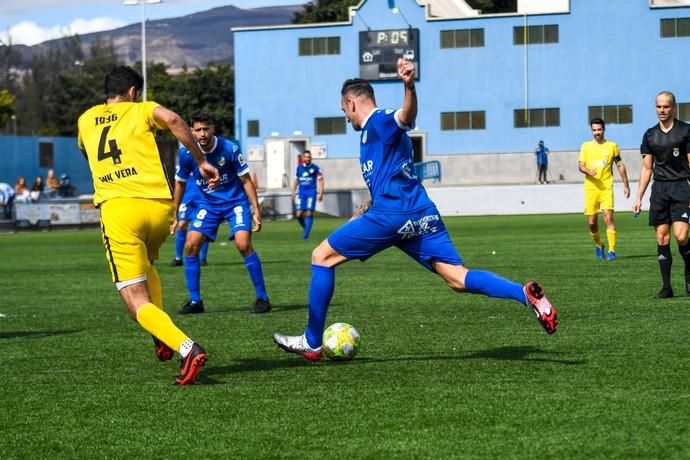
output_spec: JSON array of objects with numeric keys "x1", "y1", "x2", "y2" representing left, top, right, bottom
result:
[
  {"x1": 78, "y1": 101, "x2": 173, "y2": 206},
  {"x1": 579, "y1": 140, "x2": 620, "y2": 190}
]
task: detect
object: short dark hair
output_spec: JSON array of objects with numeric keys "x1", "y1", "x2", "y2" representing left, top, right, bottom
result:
[
  {"x1": 590, "y1": 117, "x2": 605, "y2": 129},
  {"x1": 341, "y1": 78, "x2": 375, "y2": 100},
  {"x1": 303, "y1": 150, "x2": 311, "y2": 156},
  {"x1": 657, "y1": 90, "x2": 676, "y2": 105},
  {"x1": 104, "y1": 66, "x2": 143, "y2": 99},
  {"x1": 190, "y1": 112, "x2": 214, "y2": 126}
]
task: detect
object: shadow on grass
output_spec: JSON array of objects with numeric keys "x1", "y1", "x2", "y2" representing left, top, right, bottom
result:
[
  {"x1": 177, "y1": 303, "x2": 342, "y2": 315},
  {"x1": 163, "y1": 259, "x2": 294, "y2": 269},
  {"x1": 460, "y1": 345, "x2": 586, "y2": 365},
  {"x1": 198, "y1": 345, "x2": 584, "y2": 383},
  {"x1": 0, "y1": 329, "x2": 81, "y2": 340}
]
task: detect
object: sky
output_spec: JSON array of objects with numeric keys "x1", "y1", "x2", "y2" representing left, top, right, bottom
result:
[{"x1": 0, "y1": 0, "x2": 303, "y2": 46}]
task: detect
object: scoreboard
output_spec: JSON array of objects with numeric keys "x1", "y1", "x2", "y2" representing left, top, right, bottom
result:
[{"x1": 359, "y1": 28, "x2": 419, "y2": 81}]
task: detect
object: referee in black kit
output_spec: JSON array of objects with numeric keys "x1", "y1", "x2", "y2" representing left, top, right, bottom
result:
[{"x1": 633, "y1": 91, "x2": 690, "y2": 299}]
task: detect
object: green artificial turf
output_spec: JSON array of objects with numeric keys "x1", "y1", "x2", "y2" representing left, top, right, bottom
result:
[{"x1": 1, "y1": 213, "x2": 688, "y2": 459}]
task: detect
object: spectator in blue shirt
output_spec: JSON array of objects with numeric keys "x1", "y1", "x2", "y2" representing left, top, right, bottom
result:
[{"x1": 535, "y1": 140, "x2": 550, "y2": 184}]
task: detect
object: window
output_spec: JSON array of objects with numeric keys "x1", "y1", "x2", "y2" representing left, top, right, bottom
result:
[
  {"x1": 247, "y1": 120, "x2": 259, "y2": 137},
  {"x1": 513, "y1": 25, "x2": 559, "y2": 45},
  {"x1": 514, "y1": 108, "x2": 560, "y2": 128},
  {"x1": 440, "y1": 111, "x2": 486, "y2": 130},
  {"x1": 39, "y1": 142, "x2": 54, "y2": 168},
  {"x1": 679, "y1": 102, "x2": 690, "y2": 122},
  {"x1": 440, "y1": 28, "x2": 484, "y2": 48},
  {"x1": 660, "y1": 17, "x2": 690, "y2": 38},
  {"x1": 298, "y1": 37, "x2": 341, "y2": 56},
  {"x1": 314, "y1": 117, "x2": 346, "y2": 135},
  {"x1": 588, "y1": 105, "x2": 633, "y2": 124}
]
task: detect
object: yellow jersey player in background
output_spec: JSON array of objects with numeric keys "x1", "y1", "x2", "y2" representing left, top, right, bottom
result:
[
  {"x1": 77, "y1": 66, "x2": 219, "y2": 385},
  {"x1": 578, "y1": 117, "x2": 630, "y2": 261}
]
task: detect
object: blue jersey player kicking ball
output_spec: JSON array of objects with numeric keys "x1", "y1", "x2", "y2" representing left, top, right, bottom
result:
[
  {"x1": 274, "y1": 59, "x2": 558, "y2": 360},
  {"x1": 172, "y1": 113, "x2": 271, "y2": 314},
  {"x1": 291, "y1": 150, "x2": 324, "y2": 240}
]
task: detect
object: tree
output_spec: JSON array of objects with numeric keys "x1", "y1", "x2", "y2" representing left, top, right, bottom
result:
[
  {"x1": 0, "y1": 89, "x2": 15, "y2": 130},
  {"x1": 293, "y1": 0, "x2": 359, "y2": 24},
  {"x1": 0, "y1": 36, "x2": 23, "y2": 94},
  {"x1": 149, "y1": 63, "x2": 234, "y2": 137}
]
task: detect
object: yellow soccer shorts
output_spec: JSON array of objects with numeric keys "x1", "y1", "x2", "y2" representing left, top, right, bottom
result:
[
  {"x1": 99, "y1": 197, "x2": 174, "y2": 288},
  {"x1": 584, "y1": 187, "x2": 614, "y2": 215}
]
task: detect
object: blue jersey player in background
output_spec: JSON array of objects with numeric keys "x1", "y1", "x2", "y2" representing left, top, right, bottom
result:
[
  {"x1": 170, "y1": 169, "x2": 209, "y2": 267},
  {"x1": 291, "y1": 150, "x2": 324, "y2": 240},
  {"x1": 172, "y1": 113, "x2": 271, "y2": 314},
  {"x1": 274, "y1": 59, "x2": 558, "y2": 360}
]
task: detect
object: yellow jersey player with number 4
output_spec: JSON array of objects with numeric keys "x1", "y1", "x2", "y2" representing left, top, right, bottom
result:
[
  {"x1": 578, "y1": 117, "x2": 630, "y2": 261},
  {"x1": 77, "y1": 66, "x2": 219, "y2": 385}
]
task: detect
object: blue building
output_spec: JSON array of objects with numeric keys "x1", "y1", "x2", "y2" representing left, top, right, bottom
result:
[
  {"x1": 0, "y1": 135, "x2": 93, "y2": 195},
  {"x1": 233, "y1": 0, "x2": 690, "y2": 187}
]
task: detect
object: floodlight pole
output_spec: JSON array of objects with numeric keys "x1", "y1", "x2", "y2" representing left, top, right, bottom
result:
[{"x1": 124, "y1": 0, "x2": 162, "y2": 101}]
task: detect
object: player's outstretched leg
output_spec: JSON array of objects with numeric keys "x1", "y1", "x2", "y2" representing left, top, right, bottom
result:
[
  {"x1": 523, "y1": 281, "x2": 558, "y2": 335},
  {"x1": 440, "y1": 266, "x2": 558, "y2": 334},
  {"x1": 274, "y1": 264, "x2": 334, "y2": 360}
]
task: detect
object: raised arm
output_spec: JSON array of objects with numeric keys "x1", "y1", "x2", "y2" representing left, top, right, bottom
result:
[
  {"x1": 396, "y1": 58, "x2": 417, "y2": 127},
  {"x1": 153, "y1": 106, "x2": 219, "y2": 187}
]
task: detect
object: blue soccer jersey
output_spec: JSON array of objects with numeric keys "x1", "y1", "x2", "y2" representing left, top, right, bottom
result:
[
  {"x1": 296, "y1": 163, "x2": 321, "y2": 194},
  {"x1": 359, "y1": 108, "x2": 432, "y2": 212},
  {"x1": 175, "y1": 136, "x2": 250, "y2": 207}
]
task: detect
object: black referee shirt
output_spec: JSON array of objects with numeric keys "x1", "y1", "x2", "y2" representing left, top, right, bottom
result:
[{"x1": 641, "y1": 119, "x2": 690, "y2": 181}]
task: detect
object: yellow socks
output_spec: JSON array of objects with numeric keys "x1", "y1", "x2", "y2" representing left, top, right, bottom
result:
[
  {"x1": 607, "y1": 230, "x2": 617, "y2": 253},
  {"x1": 147, "y1": 266, "x2": 163, "y2": 309},
  {"x1": 136, "y1": 303, "x2": 188, "y2": 352},
  {"x1": 590, "y1": 231, "x2": 603, "y2": 248}
]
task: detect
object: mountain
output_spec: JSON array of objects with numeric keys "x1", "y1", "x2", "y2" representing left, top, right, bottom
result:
[{"x1": 10, "y1": 4, "x2": 303, "y2": 70}]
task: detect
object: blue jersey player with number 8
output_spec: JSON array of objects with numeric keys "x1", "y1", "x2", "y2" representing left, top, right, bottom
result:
[
  {"x1": 173, "y1": 112, "x2": 271, "y2": 315},
  {"x1": 273, "y1": 59, "x2": 558, "y2": 361}
]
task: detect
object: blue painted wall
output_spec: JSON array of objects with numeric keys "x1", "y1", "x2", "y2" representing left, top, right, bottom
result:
[
  {"x1": 234, "y1": 0, "x2": 690, "y2": 157},
  {"x1": 0, "y1": 135, "x2": 94, "y2": 194}
]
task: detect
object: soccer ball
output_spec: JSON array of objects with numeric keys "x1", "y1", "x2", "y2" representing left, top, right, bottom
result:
[{"x1": 323, "y1": 323, "x2": 361, "y2": 361}]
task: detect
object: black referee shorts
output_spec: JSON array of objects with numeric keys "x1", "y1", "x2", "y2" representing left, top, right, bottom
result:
[{"x1": 648, "y1": 179, "x2": 690, "y2": 226}]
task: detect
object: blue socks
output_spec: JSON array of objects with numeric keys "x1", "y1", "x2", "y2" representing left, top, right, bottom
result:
[
  {"x1": 464, "y1": 269, "x2": 526, "y2": 305},
  {"x1": 303, "y1": 216, "x2": 314, "y2": 240},
  {"x1": 200, "y1": 240, "x2": 209, "y2": 262},
  {"x1": 305, "y1": 264, "x2": 335, "y2": 348},
  {"x1": 184, "y1": 256, "x2": 202, "y2": 302},
  {"x1": 244, "y1": 252, "x2": 268, "y2": 301},
  {"x1": 175, "y1": 229, "x2": 186, "y2": 260},
  {"x1": 297, "y1": 215, "x2": 305, "y2": 229}
]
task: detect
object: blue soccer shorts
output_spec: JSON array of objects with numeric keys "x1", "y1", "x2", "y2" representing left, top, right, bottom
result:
[
  {"x1": 296, "y1": 191, "x2": 317, "y2": 212},
  {"x1": 327, "y1": 206, "x2": 463, "y2": 272},
  {"x1": 189, "y1": 201, "x2": 252, "y2": 242},
  {"x1": 177, "y1": 199, "x2": 200, "y2": 222}
]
